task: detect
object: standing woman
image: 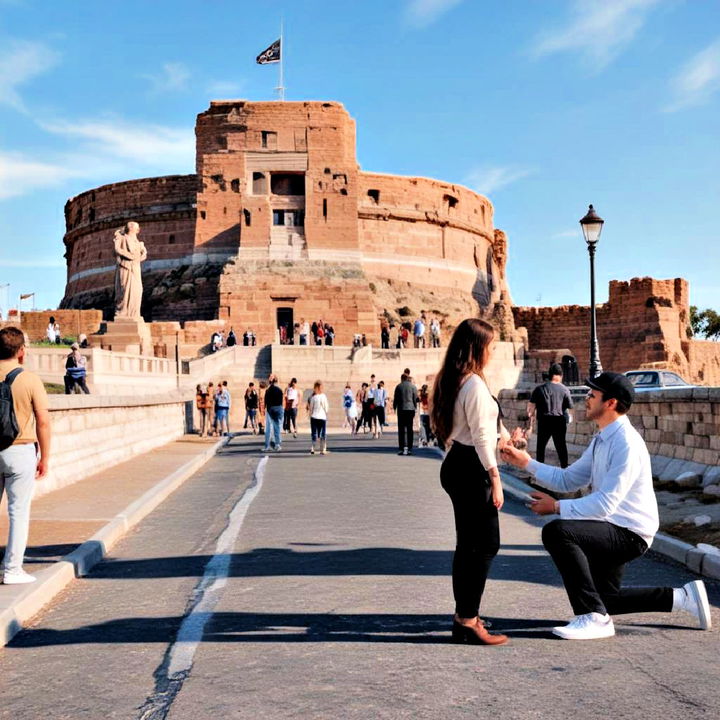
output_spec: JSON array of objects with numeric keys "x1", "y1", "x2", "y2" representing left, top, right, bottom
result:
[
  {"x1": 307, "y1": 381, "x2": 330, "y2": 455},
  {"x1": 431, "y1": 318, "x2": 510, "y2": 646},
  {"x1": 418, "y1": 384, "x2": 433, "y2": 446}
]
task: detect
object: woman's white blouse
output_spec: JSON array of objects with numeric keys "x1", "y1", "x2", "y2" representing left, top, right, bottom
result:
[{"x1": 448, "y1": 374, "x2": 499, "y2": 470}]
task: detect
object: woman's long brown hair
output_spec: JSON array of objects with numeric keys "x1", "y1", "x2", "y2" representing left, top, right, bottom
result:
[{"x1": 430, "y1": 318, "x2": 495, "y2": 446}]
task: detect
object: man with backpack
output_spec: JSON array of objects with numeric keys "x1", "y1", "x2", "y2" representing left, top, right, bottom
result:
[{"x1": 0, "y1": 327, "x2": 51, "y2": 585}]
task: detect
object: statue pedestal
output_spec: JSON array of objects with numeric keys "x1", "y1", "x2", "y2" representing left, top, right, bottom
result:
[{"x1": 101, "y1": 317, "x2": 153, "y2": 356}]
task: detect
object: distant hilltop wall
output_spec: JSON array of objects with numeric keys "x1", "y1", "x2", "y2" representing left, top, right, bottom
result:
[{"x1": 513, "y1": 277, "x2": 720, "y2": 385}]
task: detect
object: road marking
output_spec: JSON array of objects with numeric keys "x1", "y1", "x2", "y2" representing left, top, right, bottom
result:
[{"x1": 165, "y1": 455, "x2": 267, "y2": 679}]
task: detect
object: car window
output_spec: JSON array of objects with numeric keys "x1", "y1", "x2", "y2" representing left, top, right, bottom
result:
[
  {"x1": 626, "y1": 372, "x2": 658, "y2": 387},
  {"x1": 662, "y1": 372, "x2": 687, "y2": 387}
]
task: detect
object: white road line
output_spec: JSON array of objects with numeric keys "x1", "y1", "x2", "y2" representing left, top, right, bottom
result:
[{"x1": 165, "y1": 456, "x2": 268, "y2": 679}]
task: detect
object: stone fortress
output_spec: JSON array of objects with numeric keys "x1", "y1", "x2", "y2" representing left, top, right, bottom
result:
[{"x1": 60, "y1": 100, "x2": 517, "y2": 346}]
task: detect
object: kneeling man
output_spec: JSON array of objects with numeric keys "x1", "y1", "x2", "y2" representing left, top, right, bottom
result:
[{"x1": 502, "y1": 371, "x2": 711, "y2": 640}]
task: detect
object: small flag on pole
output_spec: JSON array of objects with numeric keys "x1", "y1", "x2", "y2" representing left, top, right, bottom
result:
[
  {"x1": 257, "y1": 39, "x2": 281, "y2": 65},
  {"x1": 19, "y1": 293, "x2": 34, "y2": 300}
]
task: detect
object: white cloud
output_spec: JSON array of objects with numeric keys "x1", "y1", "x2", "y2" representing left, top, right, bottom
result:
[
  {"x1": 464, "y1": 166, "x2": 535, "y2": 196},
  {"x1": 553, "y1": 229, "x2": 583, "y2": 239},
  {"x1": 666, "y1": 38, "x2": 720, "y2": 112},
  {"x1": 141, "y1": 62, "x2": 191, "y2": 93},
  {"x1": 405, "y1": 0, "x2": 464, "y2": 28},
  {"x1": 206, "y1": 80, "x2": 245, "y2": 98},
  {"x1": 0, "y1": 152, "x2": 85, "y2": 199},
  {"x1": 0, "y1": 39, "x2": 60, "y2": 111},
  {"x1": 40, "y1": 118, "x2": 195, "y2": 168},
  {"x1": 531, "y1": 0, "x2": 661, "y2": 70}
]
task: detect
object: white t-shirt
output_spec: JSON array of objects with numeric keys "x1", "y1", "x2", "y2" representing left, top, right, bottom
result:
[
  {"x1": 285, "y1": 386, "x2": 299, "y2": 407},
  {"x1": 308, "y1": 393, "x2": 329, "y2": 420}
]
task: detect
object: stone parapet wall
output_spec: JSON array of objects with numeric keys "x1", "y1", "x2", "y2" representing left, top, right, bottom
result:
[
  {"x1": 38, "y1": 394, "x2": 187, "y2": 498},
  {"x1": 1, "y1": 310, "x2": 103, "y2": 342},
  {"x1": 498, "y1": 387, "x2": 720, "y2": 478}
]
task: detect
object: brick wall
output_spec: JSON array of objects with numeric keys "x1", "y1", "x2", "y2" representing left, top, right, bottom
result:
[
  {"x1": 10, "y1": 310, "x2": 103, "y2": 342},
  {"x1": 513, "y1": 276, "x2": 720, "y2": 385}
]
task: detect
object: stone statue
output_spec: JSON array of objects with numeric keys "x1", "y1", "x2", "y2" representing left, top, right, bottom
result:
[{"x1": 113, "y1": 221, "x2": 147, "y2": 319}]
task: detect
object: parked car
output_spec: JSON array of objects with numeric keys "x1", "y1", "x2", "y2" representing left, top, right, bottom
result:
[{"x1": 624, "y1": 370, "x2": 696, "y2": 392}]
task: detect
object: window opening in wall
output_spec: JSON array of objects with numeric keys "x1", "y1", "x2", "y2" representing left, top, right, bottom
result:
[
  {"x1": 444, "y1": 194, "x2": 458, "y2": 210},
  {"x1": 272, "y1": 209, "x2": 305, "y2": 227},
  {"x1": 367, "y1": 189, "x2": 380, "y2": 204},
  {"x1": 89, "y1": 208, "x2": 95, "y2": 222},
  {"x1": 244, "y1": 209, "x2": 252, "y2": 226},
  {"x1": 340, "y1": 188, "x2": 347, "y2": 196},
  {"x1": 200, "y1": 210, "x2": 207, "y2": 220},
  {"x1": 322, "y1": 198, "x2": 328, "y2": 220},
  {"x1": 169, "y1": 234, "x2": 176, "y2": 244},
  {"x1": 324, "y1": 168, "x2": 331, "y2": 174},
  {"x1": 231, "y1": 178, "x2": 240, "y2": 193},
  {"x1": 261, "y1": 131, "x2": 277, "y2": 148},
  {"x1": 270, "y1": 173, "x2": 305, "y2": 196},
  {"x1": 252, "y1": 172, "x2": 267, "y2": 194}
]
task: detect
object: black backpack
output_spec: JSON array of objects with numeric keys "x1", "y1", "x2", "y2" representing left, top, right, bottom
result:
[{"x1": 0, "y1": 368, "x2": 23, "y2": 451}]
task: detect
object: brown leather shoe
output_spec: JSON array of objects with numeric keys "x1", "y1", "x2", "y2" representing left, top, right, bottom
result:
[{"x1": 452, "y1": 619, "x2": 508, "y2": 646}]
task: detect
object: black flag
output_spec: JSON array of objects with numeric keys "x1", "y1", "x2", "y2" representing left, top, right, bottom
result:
[{"x1": 256, "y1": 39, "x2": 281, "y2": 65}]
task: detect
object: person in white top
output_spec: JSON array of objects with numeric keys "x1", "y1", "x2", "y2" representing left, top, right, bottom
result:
[
  {"x1": 342, "y1": 384, "x2": 357, "y2": 432},
  {"x1": 307, "y1": 380, "x2": 330, "y2": 455},
  {"x1": 431, "y1": 318, "x2": 511, "y2": 646},
  {"x1": 502, "y1": 371, "x2": 712, "y2": 640},
  {"x1": 283, "y1": 378, "x2": 300, "y2": 437}
]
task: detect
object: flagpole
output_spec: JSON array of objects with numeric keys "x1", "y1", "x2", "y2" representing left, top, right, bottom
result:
[{"x1": 277, "y1": 17, "x2": 285, "y2": 101}]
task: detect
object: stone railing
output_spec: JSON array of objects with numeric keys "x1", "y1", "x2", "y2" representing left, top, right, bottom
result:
[
  {"x1": 26, "y1": 346, "x2": 178, "y2": 394},
  {"x1": 498, "y1": 386, "x2": 720, "y2": 483},
  {"x1": 38, "y1": 393, "x2": 188, "y2": 498}
]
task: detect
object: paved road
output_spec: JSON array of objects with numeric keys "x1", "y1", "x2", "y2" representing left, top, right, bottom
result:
[{"x1": 1, "y1": 433, "x2": 718, "y2": 719}]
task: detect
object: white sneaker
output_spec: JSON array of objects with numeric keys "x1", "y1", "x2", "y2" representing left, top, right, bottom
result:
[
  {"x1": 3, "y1": 570, "x2": 37, "y2": 585},
  {"x1": 402, "y1": 447, "x2": 408, "y2": 456},
  {"x1": 676, "y1": 580, "x2": 712, "y2": 630},
  {"x1": 552, "y1": 612, "x2": 615, "y2": 640}
]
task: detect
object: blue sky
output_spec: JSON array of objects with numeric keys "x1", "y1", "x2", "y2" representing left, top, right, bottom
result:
[{"x1": 1, "y1": 0, "x2": 719, "y2": 317}]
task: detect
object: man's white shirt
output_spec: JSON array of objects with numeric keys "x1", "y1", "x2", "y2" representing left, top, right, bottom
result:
[{"x1": 527, "y1": 415, "x2": 659, "y2": 545}]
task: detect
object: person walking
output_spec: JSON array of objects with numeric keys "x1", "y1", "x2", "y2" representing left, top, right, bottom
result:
[
  {"x1": 64, "y1": 343, "x2": 90, "y2": 394},
  {"x1": 206, "y1": 382, "x2": 216, "y2": 435},
  {"x1": 418, "y1": 384, "x2": 433, "y2": 446},
  {"x1": 244, "y1": 382, "x2": 259, "y2": 434},
  {"x1": 263, "y1": 375, "x2": 284, "y2": 452},
  {"x1": 393, "y1": 372, "x2": 418, "y2": 455},
  {"x1": 283, "y1": 378, "x2": 299, "y2": 437},
  {"x1": 0, "y1": 327, "x2": 51, "y2": 585},
  {"x1": 215, "y1": 381, "x2": 231, "y2": 437},
  {"x1": 355, "y1": 382, "x2": 371, "y2": 434},
  {"x1": 381, "y1": 324, "x2": 390, "y2": 349},
  {"x1": 430, "y1": 318, "x2": 510, "y2": 645},
  {"x1": 502, "y1": 371, "x2": 711, "y2": 640},
  {"x1": 195, "y1": 384, "x2": 210, "y2": 437},
  {"x1": 528, "y1": 363, "x2": 573, "y2": 468},
  {"x1": 307, "y1": 381, "x2": 330, "y2": 455},
  {"x1": 300, "y1": 318, "x2": 310, "y2": 346},
  {"x1": 374, "y1": 380, "x2": 387, "y2": 434},
  {"x1": 257, "y1": 380, "x2": 267, "y2": 435},
  {"x1": 342, "y1": 384, "x2": 357, "y2": 433}
]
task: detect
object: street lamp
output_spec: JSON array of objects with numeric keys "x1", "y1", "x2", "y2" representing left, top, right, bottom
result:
[{"x1": 579, "y1": 204, "x2": 604, "y2": 379}]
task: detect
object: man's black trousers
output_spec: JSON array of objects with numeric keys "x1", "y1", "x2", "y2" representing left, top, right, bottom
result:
[
  {"x1": 542, "y1": 519, "x2": 673, "y2": 616},
  {"x1": 536, "y1": 416, "x2": 569, "y2": 467},
  {"x1": 397, "y1": 409, "x2": 415, "y2": 450}
]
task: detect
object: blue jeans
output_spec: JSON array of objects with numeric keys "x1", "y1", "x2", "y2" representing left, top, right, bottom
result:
[{"x1": 265, "y1": 406, "x2": 284, "y2": 449}]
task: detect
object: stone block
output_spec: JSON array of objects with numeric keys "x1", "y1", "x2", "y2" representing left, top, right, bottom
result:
[
  {"x1": 674, "y1": 471, "x2": 702, "y2": 488},
  {"x1": 651, "y1": 454, "x2": 673, "y2": 478},
  {"x1": 702, "y1": 484, "x2": 720, "y2": 497},
  {"x1": 686, "y1": 547, "x2": 705, "y2": 574},
  {"x1": 702, "y1": 466, "x2": 720, "y2": 488},
  {"x1": 651, "y1": 534, "x2": 692, "y2": 564},
  {"x1": 702, "y1": 553, "x2": 720, "y2": 580}
]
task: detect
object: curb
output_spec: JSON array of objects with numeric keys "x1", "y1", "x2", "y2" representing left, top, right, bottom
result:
[{"x1": 0, "y1": 436, "x2": 228, "y2": 647}]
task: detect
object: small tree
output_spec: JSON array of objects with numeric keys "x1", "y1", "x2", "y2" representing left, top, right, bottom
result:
[{"x1": 689, "y1": 306, "x2": 720, "y2": 340}]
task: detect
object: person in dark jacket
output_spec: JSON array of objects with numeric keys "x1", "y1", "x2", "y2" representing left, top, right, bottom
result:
[
  {"x1": 64, "y1": 343, "x2": 90, "y2": 394},
  {"x1": 263, "y1": 375, "x2": 285, "y2": 452},
  {"x1": 528, "y1": 363, "x2": 573, "y2": 467},
  {"x1": 393, "y1": 373, "x2": 418, "y2": 455}
]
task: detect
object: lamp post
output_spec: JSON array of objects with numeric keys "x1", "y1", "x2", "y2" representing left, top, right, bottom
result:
[{"x1": 579, "y1": 204, "x2": 604, "y2": 379}]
